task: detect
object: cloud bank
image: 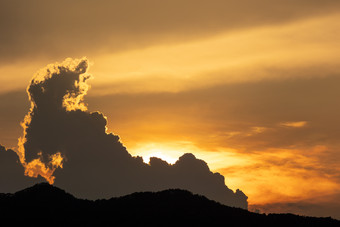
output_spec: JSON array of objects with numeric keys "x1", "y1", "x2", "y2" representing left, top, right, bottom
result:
[
  {"x1": 0, "y1": 144, "x2": 41, "y2": 192},
  {"x1": 1, "y1": 0, "x2": 340, "y2": 63},
  {"x1": 15, "y1": 58, "x2": 247, "y2": 209}
]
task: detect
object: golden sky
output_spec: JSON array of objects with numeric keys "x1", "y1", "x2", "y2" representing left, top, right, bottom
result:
[{"x1": 1, "y1": 0, "x2": 340, "y2": 218}]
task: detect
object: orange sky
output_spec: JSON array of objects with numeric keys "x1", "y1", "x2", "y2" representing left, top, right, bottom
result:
[{"x1": 0, "y1": 0, "x2": 340, "y2": 218}]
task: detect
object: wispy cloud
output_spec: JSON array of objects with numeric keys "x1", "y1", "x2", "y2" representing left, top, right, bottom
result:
[{"x1": 280, "y1": 121, "x2": 308, "y2": 128}]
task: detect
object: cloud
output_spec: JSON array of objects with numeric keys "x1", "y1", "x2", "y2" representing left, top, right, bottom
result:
[
  {"x1": 0, "y1": 144, "x2": 41, "y2": 192},
  {"x1": 280, "y1": 121, "x2": 307, "y2": 128},
  {"x1": 87, "y1": 74, "x2": 340, "y2": 152},
  {"x1": 249, "y1": 194, "x2": 340, "y2": 220},
  {"x1": 83, "y1": 76, "x2": 340, "y2": 212},
  {"x1": 1, "y1": 0, "x2": 340, "y2": 63},
  {"x1": 0, "y1": 91, "x2": 29, "y2": 147},
  {"x1": 17, "y1": 58, "x2": 88, "y2": 184},
  {"x1": 15, "y1": 58, "x2": 248, "y2": 209}
]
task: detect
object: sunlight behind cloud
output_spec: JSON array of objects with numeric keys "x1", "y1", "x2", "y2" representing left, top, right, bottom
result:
[
  {"x1": 128, "y1": 141, "x2": 251, "y2": 173},
  {"x1": 130, "y1": 143, "x2": 185, "y2": 164}
]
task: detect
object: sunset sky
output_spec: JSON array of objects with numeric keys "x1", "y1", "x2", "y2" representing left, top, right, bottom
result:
[{"x1": 1, "y1": 0, "x2": 340, "y2": 218}]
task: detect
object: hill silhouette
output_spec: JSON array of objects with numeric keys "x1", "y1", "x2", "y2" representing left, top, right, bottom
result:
[{"x1": 0, "y1": 183, "x2": 338, "y2": 226}]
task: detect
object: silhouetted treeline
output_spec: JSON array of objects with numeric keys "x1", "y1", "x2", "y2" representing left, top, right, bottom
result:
[{"x1": 0, "y1": 183, "x2": 338, "y2": 227}]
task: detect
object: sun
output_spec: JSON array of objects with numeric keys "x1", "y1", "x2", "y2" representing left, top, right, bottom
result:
[
  {"x1": 128, "y1": 142, "x2": 188, "y2": 165},
  {"x1": 143, "y1": 151, "x2": 178, "y2": 165}
]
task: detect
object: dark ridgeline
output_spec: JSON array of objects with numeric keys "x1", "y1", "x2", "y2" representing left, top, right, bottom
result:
[{"x1": 0, "y1": 183, "x2": 338, "y2": 227}]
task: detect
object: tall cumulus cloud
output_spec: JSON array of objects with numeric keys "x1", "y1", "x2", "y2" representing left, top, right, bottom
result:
[{"x1": 15, "y1": 58, "x2": 247, "y2": 209}]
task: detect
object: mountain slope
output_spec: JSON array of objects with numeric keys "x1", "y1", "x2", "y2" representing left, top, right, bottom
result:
[{"x1": 0, "y1": 183, "x2": 338, "y2": 227}]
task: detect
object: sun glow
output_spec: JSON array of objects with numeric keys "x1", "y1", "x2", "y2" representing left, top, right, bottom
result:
[
  {"x1": 128, "y1": 141, "x2": 248, "y2": 169},
  {"x1": 131, "y1": 143, "x2": 185, "y2": 165}
]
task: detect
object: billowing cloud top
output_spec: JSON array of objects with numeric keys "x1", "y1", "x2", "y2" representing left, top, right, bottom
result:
[{"x1": 13, "y1": 58, "x2": 247, "y2": 209}]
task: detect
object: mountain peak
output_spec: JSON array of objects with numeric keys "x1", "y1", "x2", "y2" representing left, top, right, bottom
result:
[{"x1": 14, "y1": 182, "x2": 76, "y2": 203}]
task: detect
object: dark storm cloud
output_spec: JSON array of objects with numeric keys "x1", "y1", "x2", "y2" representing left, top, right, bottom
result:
[
  {"x1": 1, "y1": 0, "x2": 340, "y2": 62},
  {"x1": 17, "y1": 58, "x2": 247, "y2": 209},
  {"x1": 0, "y1": 144, "x2": 41, "y2": 192}
]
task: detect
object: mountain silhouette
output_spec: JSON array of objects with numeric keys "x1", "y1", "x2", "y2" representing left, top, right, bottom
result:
[{"x1": 0, "y1": 183, "x2": 338, "y2": 226}]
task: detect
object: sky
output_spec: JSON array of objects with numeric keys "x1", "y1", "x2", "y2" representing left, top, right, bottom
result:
[{"x1": 0, "y1": 0, "x2": 340, "y2": 219}]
